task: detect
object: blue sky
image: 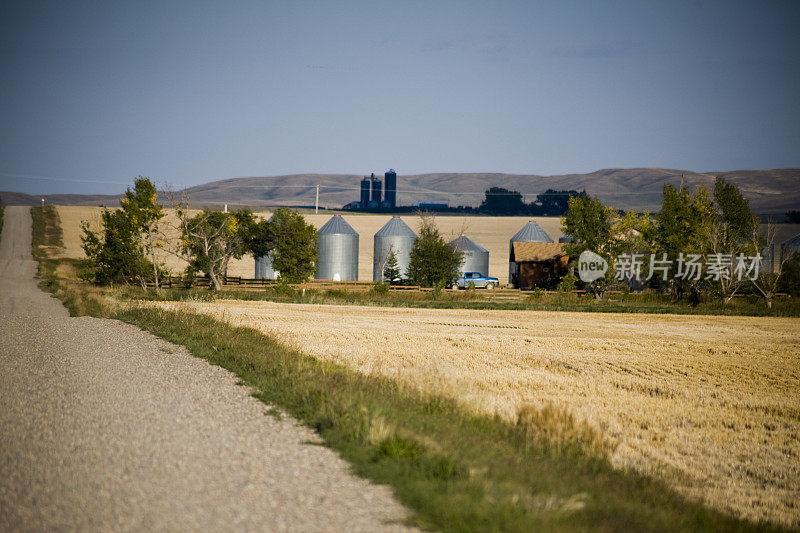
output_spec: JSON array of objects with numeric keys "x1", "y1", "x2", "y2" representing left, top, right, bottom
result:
[{"x1": 1, "y1": 0, "x2": 799, "y2": 195}]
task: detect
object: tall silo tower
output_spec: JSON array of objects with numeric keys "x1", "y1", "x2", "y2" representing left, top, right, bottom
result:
[
  {"x1": 384, "y1": 169, "x2": 397, "y2": 208},
  {"x1": 370, "y1": 174, "x2": 382, "y2": 206},
  {"x1": 315, "y1": 215, "x2": 359, "y2": 281},
  {"x1": 449, "y1": 236, "x2": 490, "y2": 277},
  {"x1": 360, "y1": 177, "x2": 371, "y2": 208},
  {"x1": 373, "y1": 216, "x2": 416, "y2": 282},
  {"x1": 509, "y1": 221, "x2": 553, "y2": 286}
]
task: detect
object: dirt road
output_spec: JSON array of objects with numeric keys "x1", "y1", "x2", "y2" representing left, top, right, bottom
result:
[{"x1": 0, "y1": 206, "x2": 412, "y2": 531}]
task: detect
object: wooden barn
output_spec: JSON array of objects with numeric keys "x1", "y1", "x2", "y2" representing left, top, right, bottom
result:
[{"x1": 509, "y1": 242, "x2": 569, "y2": 289}]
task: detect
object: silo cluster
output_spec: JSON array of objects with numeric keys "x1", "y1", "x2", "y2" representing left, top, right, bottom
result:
[
  {"x1": 449, "y1": 236, "x2": 490, "y2": 277},
  {"x1": 315, "y1": 215, "x2": 359, "y2": 281},
  {"x1": 509, "y1": 221, "x2": 553, "y2": 285},
  {"x1": 373, "y1": 216, "x2": 416, "y2": 281}
]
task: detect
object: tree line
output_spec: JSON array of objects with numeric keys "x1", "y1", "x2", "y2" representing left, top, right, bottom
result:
[
  {"x1": 561, "y1": 177, "x2": 800, "y2": 307},
  {"x1": 479, "y1": 187, "x2": 585, "y2": 216}
]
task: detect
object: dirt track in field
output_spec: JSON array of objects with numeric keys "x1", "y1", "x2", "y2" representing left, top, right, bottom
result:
[{"x1": 0, "y1": 206, "x2": 412, "y2": 531}]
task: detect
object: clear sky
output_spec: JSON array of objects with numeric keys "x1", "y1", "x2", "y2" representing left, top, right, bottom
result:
[{"x1": 1, "y1": 0, "x2": 799, "y2": 195}]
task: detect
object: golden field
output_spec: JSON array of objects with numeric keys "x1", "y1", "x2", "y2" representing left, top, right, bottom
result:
[
  {"x1": 144, "y1": 299, "x2": 799, "y2": 526},
  {"x1": 55, "y1": 206, "x2": 564, "y2": 282}
]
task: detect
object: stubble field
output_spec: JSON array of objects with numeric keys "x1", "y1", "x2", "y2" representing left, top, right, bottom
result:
[
  {"x1": 55, "y1": 206, "x2": 565, "y2": 282},
  {"x1": 144, "y1": 299, "x2": 799, "y2": 527}
]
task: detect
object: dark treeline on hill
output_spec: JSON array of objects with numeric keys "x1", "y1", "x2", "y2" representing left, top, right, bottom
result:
[{"x1": 478, "y1": 187, "x2": 586, "y2": 216}]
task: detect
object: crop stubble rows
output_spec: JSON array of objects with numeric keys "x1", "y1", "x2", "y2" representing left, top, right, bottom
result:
[{"x1": 146, "y1": 299, "x2": 800, "y2": 526}]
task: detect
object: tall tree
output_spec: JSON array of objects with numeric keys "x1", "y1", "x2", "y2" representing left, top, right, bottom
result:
[
  {"x1": 81, "y1": 176, "x2": 165, "y2": 288},
  {"x1": 407, "y1": 214, "x2": 463, "y2": 288},
  {"x1": 179, "y1": 208, "x2": 256, "y2": 290},
  {"x1": 122, "y1": 177, "x2": 166, "y2": 288},
  {"x1": 708, "y1": 177, "x2": 760, "y2": 304},
  {"x1": 267, "y1": 208, "x2": 318, "y2": 283},
  {"x1": 479, "y1": 187, "x2": 527, "y2": 215},
  {"x1": 654, "y1": 184, "x2": 714, "y2": 298},
  {"x1": 561, "y1": 195, "x2": 640, "y2": 298},
  {"x1": 534, "y1": 189, "x2": 586, "y2": 216}
]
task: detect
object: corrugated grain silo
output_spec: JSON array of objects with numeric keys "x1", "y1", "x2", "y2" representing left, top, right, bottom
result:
[
  {"x1": 558, "y1": 235, "x2": 573, "y2": 244},
  {"x1": 254, "y1": 252, "x2": 278, "y2": 280},
  {"x1": 254, "y1": 216, "x2": 279, "y2": 280},
  {"x1": 315, "y1": 215, "x2": 359, "y2": 281},
  {"x1": 449, "y1": 236, "x2": 490, "y2": 277},
  {"x1": 373, "y1": 216, "x2": 416, "y2": 281},
  {"x1": 509, "y1": 221, "x2": 553, "y2": 286}
]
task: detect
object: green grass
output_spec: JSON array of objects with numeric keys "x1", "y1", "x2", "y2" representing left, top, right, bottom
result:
[
  {"x1": 113, "y1": 283, "x2": 800, "y2": 317},
  {"x1": 29, "y1": 205, "x2": 788, "y2": 531},
  {"x1": 31, "y1": 206, "x2": 113, "y2": 317}
]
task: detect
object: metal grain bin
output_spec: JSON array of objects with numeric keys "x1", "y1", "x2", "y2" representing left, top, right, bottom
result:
[
  {"x1": 315, "y1": 215, "x2": 359, "y2": 281},
  {"x1": 449, "y1": 236, "x2": 489, "y2": 277},
  {"x1": 373, "y1": 216, "x2": 417, "y2": 281},
  {"x1": 254, "y1": 216, "x2": 279, "y2": 280},
  {"x1": 509, "y1": 221, "x2": 553, "y2": 286},
  {"x1": 558, "y1": 235, "x2": 573, "y2": 243},
  {"x1": 255, "y1": 252, "x2": 278, "y2": 280}
]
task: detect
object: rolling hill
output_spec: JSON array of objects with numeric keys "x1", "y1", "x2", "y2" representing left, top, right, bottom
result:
[{"x1": 2, "y1": 168, "x2": 798, "y2": 214}]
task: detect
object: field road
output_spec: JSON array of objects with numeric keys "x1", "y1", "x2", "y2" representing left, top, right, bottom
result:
[{"x1": 0, "y1": 206, "x2": 413, "y2": 531}]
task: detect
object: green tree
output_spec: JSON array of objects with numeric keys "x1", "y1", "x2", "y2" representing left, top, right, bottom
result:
[
  {"x1": 407, "y1": 215, "x2": 463, "y2": 288},
  {"x1": 713, "y1": 176, "x2": 758, "y2": 244},
  {"x1": 534, "y1": 189, "x2": 586, "y2": 216},
  {"x1": 561, "y1": 195, "x2": 618, "y2": 297},
  {"x1": 382, "y1": 249, "x2": 401, "y2": 284},
  {"x1": 267, "y1": 208, "x2": 317, "y2": 283},
  {"x1": 179, "y1": 208, "x2": 256, "y2": 290},
  {"x1": 122, "y1": 177, "x2": 166, "y2": 287},
  {"x1": 479, "y1": 187, "x2": 527, "y2": 215},
  {"x1": 708, "y1": 177, "x2": 759, "y2": 304},
  {"x1": 654, "y1": 184, "x2": 714, "y2": 298},
  {"x1": 81, "y1": 177, "x2": 165, "y2": 288}
]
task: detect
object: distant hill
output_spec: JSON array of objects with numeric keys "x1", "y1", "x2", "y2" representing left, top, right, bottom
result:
[
  {"x1": 0, "y1": 191, "x2": 124, "y2": 207},
  {"x1": 3, "y1": 168, "x2": 799, "y2": 214}
]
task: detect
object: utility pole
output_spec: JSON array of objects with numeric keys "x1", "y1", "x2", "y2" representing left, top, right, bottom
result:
[{"x1": 315, "y1": 184, "x2": 319, "y2": 214}]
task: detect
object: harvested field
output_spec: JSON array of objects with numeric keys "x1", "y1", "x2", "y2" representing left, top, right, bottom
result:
[
  {"x1": 145, "y1": 299, "x2": 800, "y2": 527},
  {"x1": 55, "y1": 206, "x2": 564, "y2": 282}
]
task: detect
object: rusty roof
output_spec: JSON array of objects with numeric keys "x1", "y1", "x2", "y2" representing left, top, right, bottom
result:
[{"x1": 511, "y1": 242, "x2": 567, "y2": 262}]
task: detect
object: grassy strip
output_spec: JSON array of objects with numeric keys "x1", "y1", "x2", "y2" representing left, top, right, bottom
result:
[
  {"x1": 114, "y1": 283, "x2": 800, "y2": 317},
  {"x1": 31, "y1": 206, "x2": 113, "y2": 317},
  {"x1": 115, "y1": 306, "x2": 778, "y2": 532}
]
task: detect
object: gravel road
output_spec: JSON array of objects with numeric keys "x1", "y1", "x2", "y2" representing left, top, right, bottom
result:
[{"x1": 0, "y1": 206, "x2": 414, "y2": 531}]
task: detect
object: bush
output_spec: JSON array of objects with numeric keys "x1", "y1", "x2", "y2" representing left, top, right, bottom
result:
[
  {"x1": 558, "y1": 271, "x2": 578, "y2": 292},
  {"x1": 371, "y1": 282, "x2": 390, "y2": 295}
]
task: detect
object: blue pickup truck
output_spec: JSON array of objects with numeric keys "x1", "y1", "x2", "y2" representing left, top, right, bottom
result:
[{"x1": 452, "y1": 272, "x2": 499, "y2": 290}]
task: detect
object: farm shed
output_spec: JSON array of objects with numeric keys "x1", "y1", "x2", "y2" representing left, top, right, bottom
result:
[
  {"x1": 508, "y1": 221, "x2": 554, "y2": 287},
  {"x1": 510, "y1": 242, "x2": 568, "y2": 289}
]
